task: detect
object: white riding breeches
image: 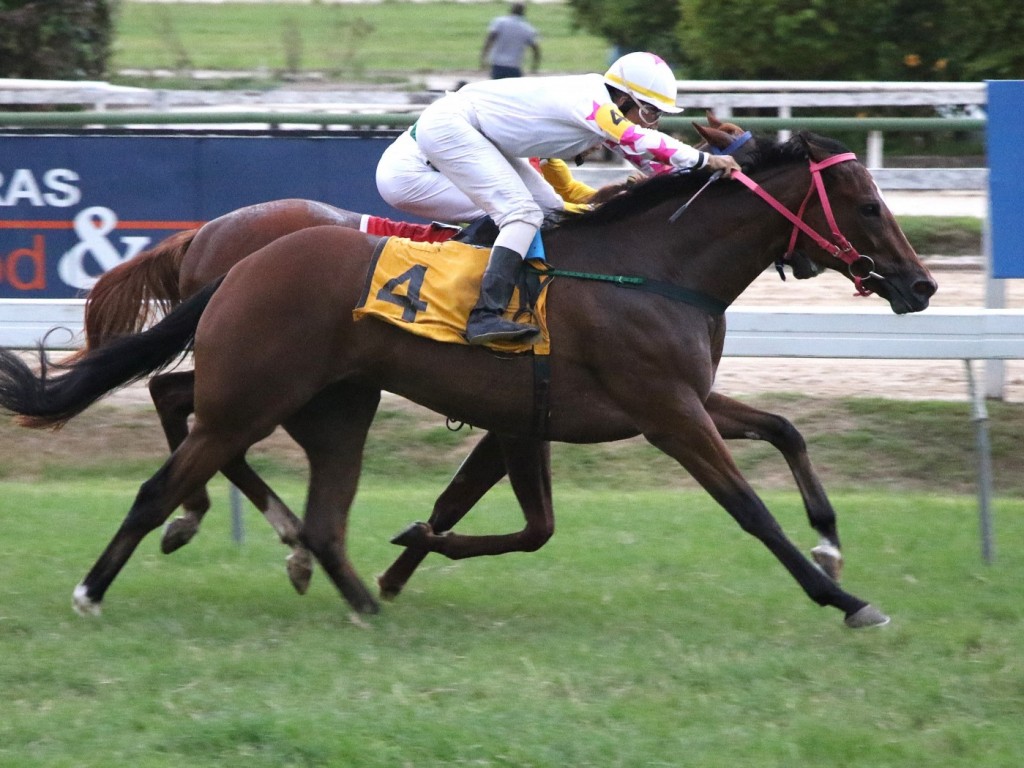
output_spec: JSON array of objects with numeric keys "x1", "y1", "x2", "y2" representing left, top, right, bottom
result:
[
  {"x1": 376, "y1": 130, "x2": 487, "y2": 223},
  {"x1": 376, "y1": 96, "x2": 564, "y2": 244}
]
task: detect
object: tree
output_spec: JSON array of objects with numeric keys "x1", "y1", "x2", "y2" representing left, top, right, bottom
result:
[
  {"x1": 568, "y1": 0, "x2": 683, "y2": 66},
  {"x1": 938, "y1": 0, "x2": 1024, "y2": 80},
  {"x1": 676, "y1": 0, "x2": 922, "y2": 80},
  {"x1": 0, "y1": 1, "x2": 117, "y2": 80},
  {"x1": 567, "y1": 0, "x2": 1023, "y2": 81}
]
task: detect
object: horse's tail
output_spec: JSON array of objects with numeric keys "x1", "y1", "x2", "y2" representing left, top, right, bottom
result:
[
  {"x1": 69, "y1": 228, "x2": 196, "y2": 365},
  {"x1": 0, "y1": 276, "x2": 225, "y2": 430}
]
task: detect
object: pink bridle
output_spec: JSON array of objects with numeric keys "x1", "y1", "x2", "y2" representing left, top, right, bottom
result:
[{"x1": 732, "y1": 152, "x2": 879, "y2": 296}]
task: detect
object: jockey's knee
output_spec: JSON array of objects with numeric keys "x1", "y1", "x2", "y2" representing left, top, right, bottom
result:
[
  {"x1": 493, "y1": 203, "x2": 544, "y2": 232},
  {"x1": 492, "y1": 207, "x2": 543, "y2": 256}
]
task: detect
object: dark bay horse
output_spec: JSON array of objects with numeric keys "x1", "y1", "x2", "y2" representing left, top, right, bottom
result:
[
  {"x1": 1, "y1": 132, "x2": 936, "y2": 628},
  {"x1": 83, "y1": 119, "x2": 810, "y2": 599}
]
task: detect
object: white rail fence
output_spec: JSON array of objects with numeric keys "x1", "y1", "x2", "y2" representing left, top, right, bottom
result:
[
  {"x1": 0, "y1": 78, "x2": 985, "y2": 112},
  {"x1": 0, "y1": 78, "x2": 987, "y2": 181},
  {"x1": 2, "y1": 299, "x2": 1019, "y2": 562}
]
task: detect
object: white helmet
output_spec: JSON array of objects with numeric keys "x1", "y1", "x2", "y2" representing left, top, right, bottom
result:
[{"x1": 603, "y1": 52, "x2": 682, "y2": 114}]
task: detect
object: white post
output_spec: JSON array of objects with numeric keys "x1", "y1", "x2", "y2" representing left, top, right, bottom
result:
[
  {"x1": 983, "y1": 211, "x2": 1006, "y2": 398},
  {"x1": 965, "y1": 360, "x2": 995, "y2": 563},
  {"x1": 230, "y1": 484, "x2": 244, "y2": 544},
  {"x1": 777, "y1": 104, "x2": 791, "y2": 143},
  {"x1": 866, "y1": 130, "x2": 884, "y2": 168}
]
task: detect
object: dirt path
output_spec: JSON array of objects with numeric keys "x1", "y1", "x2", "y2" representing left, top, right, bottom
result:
[{"x1": 718, "y1": 260, "x2": 1024, "y2": 402}]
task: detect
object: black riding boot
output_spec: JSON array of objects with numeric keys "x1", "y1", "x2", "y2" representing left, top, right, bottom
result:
[{"x1": 465, "y1": 246, "x2": 540, "y2": 345}]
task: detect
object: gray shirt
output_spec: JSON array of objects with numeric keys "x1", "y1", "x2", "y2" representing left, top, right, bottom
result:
[{"x1": 485, "y1": 15, "x2": 539, "y2": 68}]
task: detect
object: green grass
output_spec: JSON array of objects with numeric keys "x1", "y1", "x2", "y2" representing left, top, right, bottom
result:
[
  {"x1": 1, "y1": 477, "x2": 1022, "y2": 766},
  {"x1": 111, "y1": 1, "x2": 610, "y2": 85},
  {"x1": 896, "y1": 216, "x2": 982, "y2": 256}
]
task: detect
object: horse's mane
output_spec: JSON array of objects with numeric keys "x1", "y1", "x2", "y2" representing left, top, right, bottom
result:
[{"x1": 555, "y1": 131, "x2": 852, "y2": 230}]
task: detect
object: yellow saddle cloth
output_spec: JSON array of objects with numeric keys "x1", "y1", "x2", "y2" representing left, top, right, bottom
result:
[{"x1": 353, "y1": 237, "x2": 550, "y2": 354}]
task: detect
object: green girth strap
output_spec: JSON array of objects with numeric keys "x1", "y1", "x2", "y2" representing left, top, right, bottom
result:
[{"x1": 527, "y1": 265, "x2": 729, "y2": 317}]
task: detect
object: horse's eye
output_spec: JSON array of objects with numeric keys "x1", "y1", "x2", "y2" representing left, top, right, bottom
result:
[{"x1": 860, "y1": 202, "x2": 881, "y2": 217}]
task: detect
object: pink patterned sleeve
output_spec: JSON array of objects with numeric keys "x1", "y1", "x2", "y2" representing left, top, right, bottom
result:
[{"x1": 587, "y1": 101, "x2": 707, "y2": 172}]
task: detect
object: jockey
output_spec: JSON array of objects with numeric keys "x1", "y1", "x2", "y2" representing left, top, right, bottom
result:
[{"x1": 376, "y1": 52, "x2": 741, "y2": 345}]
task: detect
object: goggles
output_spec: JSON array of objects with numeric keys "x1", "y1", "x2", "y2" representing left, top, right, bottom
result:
[{"x1": 637, "y1": 103, "x2": 663, "y2": 125}]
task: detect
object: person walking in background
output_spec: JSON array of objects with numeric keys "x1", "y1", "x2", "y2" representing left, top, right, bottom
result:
[{"x1": 479, "y1": 1, "x2": 540, "y2": 79}]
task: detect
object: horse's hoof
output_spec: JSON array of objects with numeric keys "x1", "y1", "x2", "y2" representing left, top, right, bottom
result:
[
  {"x1": 811, "y1": 541, "x2": 844, "y2": 581},
  {"x1": 72, "y1": 583, "x2": 102, "y2": 617},
  {"x1": 390, "y1": 521, "x2": 431, "y2": 548},
  {"x1": 376, "y1": 572, "x2": 403, "y2": 602},
  {"x1": 844, "y1": 604, "x2": 890, "y2": 628},
  {"x1": 357, "y1": 599, "x2": 381, "y2": 615},
  {"x1": 161, "y1": 516, "x2": 199, "y2": 554},
  {"x1": 347, "y1": 591, "x2": 381, "y2": 615},
  {"x1": 286, "y1": 549, "x2": 314, "y2": 595}
]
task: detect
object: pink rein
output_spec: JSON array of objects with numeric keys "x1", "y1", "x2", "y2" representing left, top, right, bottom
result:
[{"x1": 732, "y1": 152, "x2": 879, "y2": 296}]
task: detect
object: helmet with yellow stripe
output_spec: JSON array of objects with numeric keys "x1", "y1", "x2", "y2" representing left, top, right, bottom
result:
[{"x1": 603, "y1": 52, "x2": 682, "y2": 114}]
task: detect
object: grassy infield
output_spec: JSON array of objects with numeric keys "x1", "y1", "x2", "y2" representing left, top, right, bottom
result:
[
  {"x1": 110, "y1": 2, "x2": 611, "y2": 81},
  {"x1": 2, "y1": 468, "x2": 1024, "y2": 768},
  {"x1": 2, "y1": 398, "x2": 1022, "y2": 766},
  {"x1": 2, "y1": 475, "x2": 1022, "y2": 767},
  {"x1": 0, "y1": 4, "x2": 1011, "y2": 766}
]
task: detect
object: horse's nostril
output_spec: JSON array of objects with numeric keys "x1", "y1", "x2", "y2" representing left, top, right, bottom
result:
[{"x1": 914, "y1": 279, "x2": 938, "y2": 298}]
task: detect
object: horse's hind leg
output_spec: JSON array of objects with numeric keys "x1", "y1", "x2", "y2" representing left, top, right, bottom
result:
[
  {"x1": 377, "y1": 430, "x2": 508, "y2": 600},
  {"x1": 282, "y1": 384, "x2": 381, "y2": 614},
  {"x1": 73, "y1": 428, "x2": 246, "y2": 616},
  {"x1": 150, "y1": 371, "x2": 312, "y2": 591},
  {"x1": 389, "y1": 436, "x2": 554, "y2": 562},
  {"x1": 149, "y1": 371, "x2": 210, "y2": 550},
  {"x1": 707, "y1": 392, "x2": 843, "y2": 580}
]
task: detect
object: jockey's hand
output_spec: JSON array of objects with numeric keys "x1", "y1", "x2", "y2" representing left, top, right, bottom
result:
[
  {"x1": 563, "y1": 201, "x2": 594, "y2": 215},
  {"x1": 705, "y1": 153, "x2": 741, "y2": 178}
]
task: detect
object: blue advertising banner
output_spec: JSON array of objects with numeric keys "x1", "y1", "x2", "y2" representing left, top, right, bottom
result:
[
  {"x1": 987, "y1": 81, "x2": 1024, "y2": 279},
  {"x1": 0, "y1": 132, "x2": 407, "y2": 298}
]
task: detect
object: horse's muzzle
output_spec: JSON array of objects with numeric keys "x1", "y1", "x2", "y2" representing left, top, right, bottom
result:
[{"x1": 871, "y1": 267, "x2": 937, "y2": 314}]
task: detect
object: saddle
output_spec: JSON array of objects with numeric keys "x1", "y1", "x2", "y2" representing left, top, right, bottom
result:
[{"x1": 353, "y1": 237, "x2": 551, "y2": 354}]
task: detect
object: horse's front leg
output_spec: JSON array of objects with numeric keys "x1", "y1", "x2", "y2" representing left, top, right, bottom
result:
[
  {"x1": 377, "y1": 430, "x2": 509, "y2": 600},
  {"x1": 388, "y1": 436, "x2": 553, "y2": 562},
  {"x1": 644, "y1": 405, "x2": 887, "y2": 628},
  {"x1": 707, "y1": 391, "x2": 843, "y2": 580}
]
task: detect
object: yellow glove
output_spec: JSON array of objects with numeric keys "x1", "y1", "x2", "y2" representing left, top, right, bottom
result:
[{"x1": 538, "y1": 158, "x2": 597, "y2": 204}]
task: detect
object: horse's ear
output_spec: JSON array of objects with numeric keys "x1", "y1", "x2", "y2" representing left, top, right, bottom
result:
[
  {"x1": 692, "y1": 122, "x2": 735, "y2": 151},
  {"x1": 705, "y1": 109, "x2": 722, "y2": 129},
  {"x1": 797, "y1": 130, "x2": 834, "y2": 162}
]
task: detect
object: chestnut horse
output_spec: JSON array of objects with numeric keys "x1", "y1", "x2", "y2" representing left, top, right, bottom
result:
[
  {"x1": 81, "y1": 119, "x2": 833, "y2": 601},
  {"x1": 0, "y1": 132, "x2": 935, "y2": 628}
]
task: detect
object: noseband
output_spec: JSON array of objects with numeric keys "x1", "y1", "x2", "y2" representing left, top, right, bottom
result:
[{"x1": 732, "y1": 153, "x2": 880, "y2": 296}]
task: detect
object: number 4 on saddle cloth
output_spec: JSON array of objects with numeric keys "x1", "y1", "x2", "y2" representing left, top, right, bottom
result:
[{"x1": 353, "y1": 236, "x2": 551, "y2": 354}]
